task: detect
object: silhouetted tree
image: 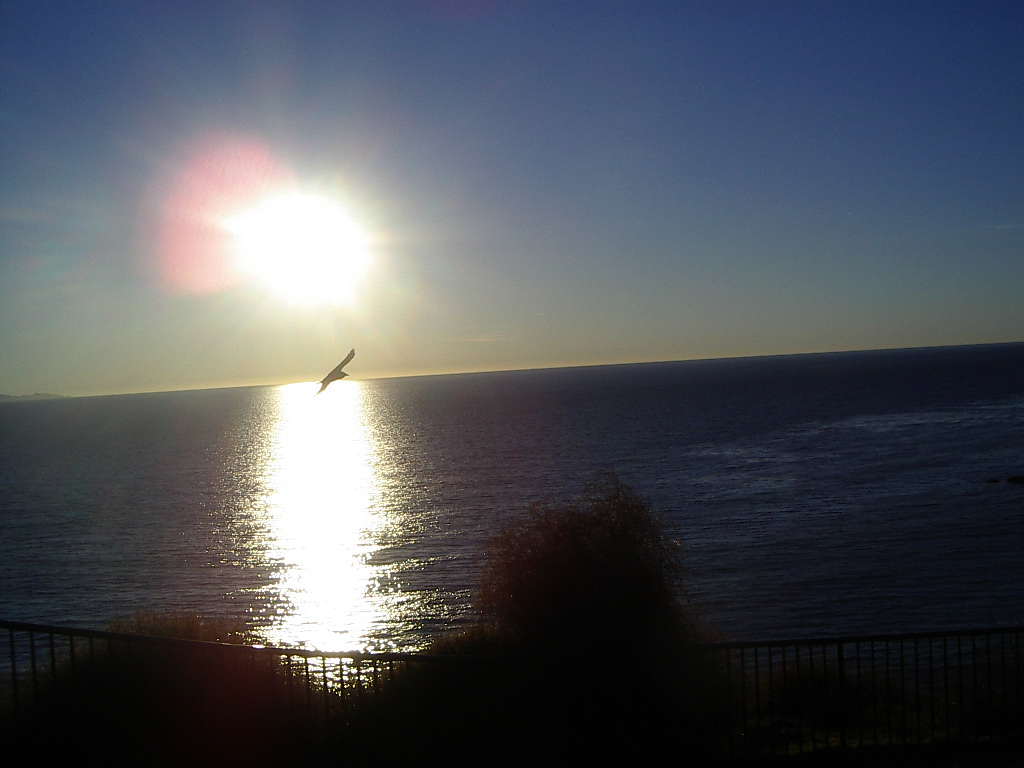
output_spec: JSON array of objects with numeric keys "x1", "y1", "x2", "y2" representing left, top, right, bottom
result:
[
  {"x1": 475, "y1": 475, "x2": 692, "y2": 650},
  {"x1": 353, "y1": 479, "x2": 725, "y2": 762}
]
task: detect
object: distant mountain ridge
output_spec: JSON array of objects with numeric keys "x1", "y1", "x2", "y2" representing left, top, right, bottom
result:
[{"x1": 0, "y1": 392, "x2": 65, "y2": 401}]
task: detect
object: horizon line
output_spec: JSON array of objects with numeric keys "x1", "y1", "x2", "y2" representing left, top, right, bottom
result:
[{"x1": 5, "y1": 339, "x2": 1022, "y2": 401}]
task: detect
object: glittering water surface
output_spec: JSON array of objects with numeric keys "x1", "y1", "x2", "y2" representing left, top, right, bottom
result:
[{"x1": 1, "y1": 344, "x2": 1023, "y2": 650}]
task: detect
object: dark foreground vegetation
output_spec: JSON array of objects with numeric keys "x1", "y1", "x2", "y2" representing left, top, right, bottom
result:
[
  {"x1": 339, "y1": 478, "x2": 727, "y2": 763},
  {"x1": 3, "y1": 615, "x2": 316, "y2": 765},
  {"x1": 4, "y1": 479, "x2": 1021, "y2": 765}
]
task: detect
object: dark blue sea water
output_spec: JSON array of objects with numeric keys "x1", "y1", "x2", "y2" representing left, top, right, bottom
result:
[{"x1": 1, "y1": 344, "x2": 1022, "y2": 651}]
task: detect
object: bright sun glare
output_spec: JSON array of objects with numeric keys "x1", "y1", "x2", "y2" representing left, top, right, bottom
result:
[{"x1": 224, "y1": 192, "x2": 372, "y2": 306}]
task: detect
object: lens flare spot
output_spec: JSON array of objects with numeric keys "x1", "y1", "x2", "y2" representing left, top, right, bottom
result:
[{"x1": 151, "y1": 133, "x2": 290, "y2": 295}]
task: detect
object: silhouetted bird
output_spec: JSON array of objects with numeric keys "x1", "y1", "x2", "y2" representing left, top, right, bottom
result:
[{"x1": 316, "y1": 349, "x2": 355, "y2": 394}]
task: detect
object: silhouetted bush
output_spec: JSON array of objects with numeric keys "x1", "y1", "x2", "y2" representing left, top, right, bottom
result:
[
  {"x1": 474, "y1": 475, "x2": 695, "y2": 650},
  {"x1": 340, "y1": 479, "x2": 730, "y2": 762}
]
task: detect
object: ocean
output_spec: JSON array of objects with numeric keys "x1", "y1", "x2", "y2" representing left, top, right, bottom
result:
[{"x1": 1, "y1": 343, "x2": 1022, "y2": 652}]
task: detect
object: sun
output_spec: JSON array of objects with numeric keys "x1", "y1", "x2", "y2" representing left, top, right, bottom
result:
[{"x1": 223, "y1": 191, "x2": 372, "y2": 306}]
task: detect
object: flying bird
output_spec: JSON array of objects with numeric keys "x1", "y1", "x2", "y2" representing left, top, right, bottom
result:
[{"x1": 316, "y1": 349, "x2": 355, "y2": 394}]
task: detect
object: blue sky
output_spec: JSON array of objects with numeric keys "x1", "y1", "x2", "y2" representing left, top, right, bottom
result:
[{"x1": 2, "y1": 1, "x2": 1021, "y2": 395}]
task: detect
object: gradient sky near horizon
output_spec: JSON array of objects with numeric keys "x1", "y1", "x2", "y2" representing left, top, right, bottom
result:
[{"x1": 2, "y1": 1, "x2": 1022, "y2": 396}]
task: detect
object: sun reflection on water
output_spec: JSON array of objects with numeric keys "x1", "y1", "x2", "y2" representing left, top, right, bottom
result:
[{"x1": 257, "y1": 381, "x2": 388, "y2": 651}]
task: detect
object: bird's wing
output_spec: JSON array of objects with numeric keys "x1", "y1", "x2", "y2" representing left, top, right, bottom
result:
[{"x1": 320, "y1": 349, "x2": 356, "y2": 383}]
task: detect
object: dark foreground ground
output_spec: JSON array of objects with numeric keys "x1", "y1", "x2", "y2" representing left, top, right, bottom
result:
[{"x1": 741, "y1": 742, "x2": 1022, "y2": 767}]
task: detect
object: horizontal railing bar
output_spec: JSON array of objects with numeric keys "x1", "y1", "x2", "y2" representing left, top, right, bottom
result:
[
  {"x1": 0, "y1": 620, "x2": 444, "y2": 660},
  {"x1": 695, "y1": 625, "x2": 1024, "y2": 652},
  {"x1": 1, "y1": 618, "x2": 1023, "y2": 659}
]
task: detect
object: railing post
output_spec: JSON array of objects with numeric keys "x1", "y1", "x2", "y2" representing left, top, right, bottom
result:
[
  {"x1": 7, "y1": 628, "x2": 18, "y2": 713},
  {"x1": 28, "y1": 630, "x2": 37, "y2": 699},
  {"x1": 837, "y1": 640, "x2": 846, "y2": 750}
]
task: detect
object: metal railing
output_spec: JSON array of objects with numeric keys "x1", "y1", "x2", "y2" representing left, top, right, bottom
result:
[
  {"x1": 2, "y1": 619, "x2": 1021, "y2": 757},
  {"x1": 696, "y1": 627, "x2": 1022, "y2": 757},
  {"x1": 0, "y1": 619, "x2": 410, "y2": 725}
]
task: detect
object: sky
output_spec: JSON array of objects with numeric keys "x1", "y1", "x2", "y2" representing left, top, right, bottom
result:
[{"x1": 1, "y1": 1, "x2": 1022, "y2": 396}]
